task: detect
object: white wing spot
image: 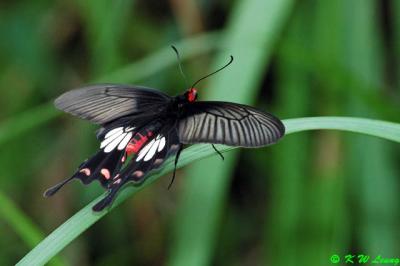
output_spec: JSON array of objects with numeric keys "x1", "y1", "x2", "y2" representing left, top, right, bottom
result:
[
  {"x1": 135, "y1": 134, "x2": 166, "y2": 162},
  {"x1": 105, "y1": 127, "x2": 123, "y2": 139},
  {"x1": 104, "y1": 133, "x2": 126, "y2": 153},
  {"x1": 118, "y1": 132, "x2": 132, "y2": 150},
  {"x1": 136, "y1": 139, "x2": 155, "y2": 162},
  {"x1": 101, "y1": 130, "x2": 123, "y2": 148},
  {"x1": 158, "y1": 137, "x2": 166, "y2": 152},
  {"x1": 144, "y1": 138, "x2": 160, "y2": 161},
  {"x1": 101, "y1": 126, "x2": 136, "y2": 152}
]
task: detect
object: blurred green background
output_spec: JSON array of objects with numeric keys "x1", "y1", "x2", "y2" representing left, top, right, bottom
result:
[{"x1": 1, "y1": 0, "x2": 399, "y2": 265}]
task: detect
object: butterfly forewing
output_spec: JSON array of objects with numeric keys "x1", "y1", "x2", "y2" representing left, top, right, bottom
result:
[
  {"x1": 55, "y1": 84, "x2": 172, "y2": 124},
  {"x1": 178, "y1": 101, "x2": 285, "y2": 147}
]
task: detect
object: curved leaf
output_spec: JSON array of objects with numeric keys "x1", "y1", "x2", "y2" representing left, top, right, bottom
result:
[{"x1": 17, "y1": 117, "x2": 400, "y2": 266}]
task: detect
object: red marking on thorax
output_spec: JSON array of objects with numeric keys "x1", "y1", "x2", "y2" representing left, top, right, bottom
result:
[
  {"x1": 125, "y1": 133, "x2": 150, "y2": 156},
  {"x1": 187, "y1": 88, "x2": 197, "y2": 102}
]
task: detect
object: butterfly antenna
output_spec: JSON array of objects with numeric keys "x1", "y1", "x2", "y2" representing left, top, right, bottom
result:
[
  {"x1": 171, "y1": 45, "x2": 190, "y2": 89},
  {"x1": 191, "y1": 55, "x2": 234, "y2": 89}
]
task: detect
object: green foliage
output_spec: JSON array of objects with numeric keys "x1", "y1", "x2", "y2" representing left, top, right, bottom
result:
[
  {"x1": 0, "y1": 1, "x2": 399, "y2": 265},
  {"x1": 168, "y1": 1, "x2": 294, "y2": 265},
  {"x1": 17, "y1": 117, "x2": 400, "y2": 266}
]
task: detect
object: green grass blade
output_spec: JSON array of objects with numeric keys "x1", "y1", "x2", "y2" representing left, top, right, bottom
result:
[
  {"x1": 16, "y1": 144, "x2": 229, "y2": 266},
  {"x1": 97, "y1": 31, "x2": 220, "y2": 83},
  {"x1": 284, "y1": 117, "x2": 400, "y2": 142},
  {"x1": 265, "y1": 3, "x2": 312, "y2": 264},
  {"x1": 343, "y1": 0, "x2": 399, "y2": 255},
  {"x1": 0, "y1": 191, "x2": 44, "y2": 248},
  {"x1": 78, "y1": 0, "x2": 134, "y2": 76},
  {"x1": 17, "y1": 117, "x2": 400, "y2": 266},
  {"x1": 0, "y1": 102, "x2": 56, "y2": 146},
  {"x1": 168, "y1": 0, "x2": 295, "y2": 265},
  {"x1": 0, "y1": 191, "x2": 64, "y2": 266}
]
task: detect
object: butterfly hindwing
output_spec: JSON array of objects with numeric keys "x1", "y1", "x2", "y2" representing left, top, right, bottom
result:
[
  {"x1": 178, "y1": 101, "x2": 285, "y2": 147},
  {"x1": 92, "y1": 122, "x2": 181, "y2": 211},
  {"x1": 43, "y1": 126, "x2": 136, "y2": 197},
  {"x1": 45, "y1": 119, "x2": 181, "y2": 212}
]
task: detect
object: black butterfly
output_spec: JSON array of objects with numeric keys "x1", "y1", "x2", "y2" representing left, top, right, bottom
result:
[{"x1": 44, "y1": 50, "x2": 285, "y2": 212}]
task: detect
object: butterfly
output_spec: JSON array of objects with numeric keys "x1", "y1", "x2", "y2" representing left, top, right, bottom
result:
[{"x1": 44, "y1": 49, "x2": 285, "y2": 212}]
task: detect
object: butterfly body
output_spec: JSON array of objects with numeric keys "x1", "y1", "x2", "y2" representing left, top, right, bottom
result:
[{"x1": 45, "y1": 84, "x2": 285, "y2": 211}]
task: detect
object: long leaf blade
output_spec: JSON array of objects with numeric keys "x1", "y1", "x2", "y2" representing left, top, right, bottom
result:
[{"x1": 17, "y1": 117, "x2": 400, "y2": 266}]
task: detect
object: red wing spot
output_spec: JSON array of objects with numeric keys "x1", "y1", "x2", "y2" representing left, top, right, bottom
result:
[
  {"x1": 101, "y1": 168, "x2": 111, "y2": 180},
  {"x1": 79, "y1": 168, "x2": 91, "y2": 176},
  {"x1": 125, "y1": 144, "x2": 135, "y2": 156},
  {"x1": 126, "y1": 133, "x2": 149, "y2": 156}
]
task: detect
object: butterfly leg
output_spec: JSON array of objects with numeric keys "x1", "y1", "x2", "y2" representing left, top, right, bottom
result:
[
  {"x1": 211, "y1": 144, "x2": 224, "y2": 161},
  {"x1": 168, "y1": 144, "x2": 183, "y2": 190}
]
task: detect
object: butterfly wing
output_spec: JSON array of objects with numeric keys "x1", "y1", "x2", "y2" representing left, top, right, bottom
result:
[
  {"x1": 54, "y1": 84, "x2": 172, "y2": 124},
  {"x1": 45, "y1": 118, "x2": 181, "y2": 212},
  {"x1": 178, "y1": 101, "x2": 285, "y2": 147},
  {"x1": 92, "y1": 123, "x2": 181, "y2": 211},
  {"x1": 44, "y1": 125, "x2": 140, "y2": 197}
]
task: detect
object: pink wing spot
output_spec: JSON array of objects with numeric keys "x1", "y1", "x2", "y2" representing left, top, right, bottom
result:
[
  {"x1": 101, "y1": 168, "x2": 111, "y2": 180},
  {"x1": 133, "y1": 171, "x2": 144, "y2": 178},
  {"x1": 113, "y1": 179, "x2": 121, "y2": 184},
  {"x1": 126, "y1": 133, "x2": 149, "y2": 156},
  {"x1": 155, "y1": 159, "x2": 163, "y2": 165},
  {"x1": 121, "y1": 155, "x2": 126, "y2": 163},
  {"x1": 79, "y1": 168, "x2": 91, "y2": 176},
  {"x1": 147, "y1": 131, "x2": 153, "y2": 137},
  {"x1": 171, "y1": 144, "x2": 180, "y2": 150}
]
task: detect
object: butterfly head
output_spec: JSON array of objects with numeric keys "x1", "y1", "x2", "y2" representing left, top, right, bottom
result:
[
  {"x1": 171, "y1": 46, "x2": 233, "y2": 104},
  {"x1": 185, "y1": 88, "x2": 198, "y2": 102}
]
